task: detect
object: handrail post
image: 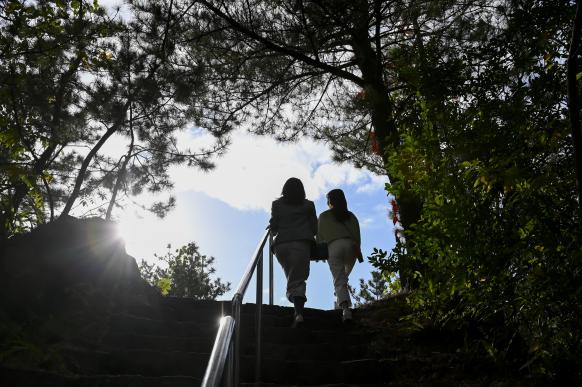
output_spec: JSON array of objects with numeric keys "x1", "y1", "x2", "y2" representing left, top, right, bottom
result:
[
  {"x1": 269, "y1": 233, "x2": 274, "y2": 305},
  {"x1": 255, "y1": 250, "x2": 263, "y2": 383},
  {"x1": 224, "y1": 342, "x2": 233, "y2": 387},
  {"x1": 232, "y1": 295, "x2": 241, "y2": 387}
]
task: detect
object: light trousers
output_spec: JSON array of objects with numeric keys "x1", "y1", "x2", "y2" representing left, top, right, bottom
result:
[
  {"x1": 274, "y1": 240, "x2": 311, "y2": 303},
  {"x1": 327, "y1": 238, "x2": 357, "y2": 308}
]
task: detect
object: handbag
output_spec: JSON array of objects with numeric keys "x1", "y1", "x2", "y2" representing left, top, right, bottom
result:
[{"x1": 310, "y1": 241, "x2": 329, "y2": 261}]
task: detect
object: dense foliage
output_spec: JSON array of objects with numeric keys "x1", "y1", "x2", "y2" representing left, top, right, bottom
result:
[
  {"x1": 138, "y1": 242, "x2": 231, "y2": 299},
  {"x1": 372, "y1": 0, "x2": 582, "y2": 379}
]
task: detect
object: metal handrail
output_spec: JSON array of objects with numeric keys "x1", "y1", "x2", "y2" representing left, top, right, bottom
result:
[
  {"x1": 201, "y1": 228, "x2": 273, "y2": 387},
  {"x1": 201, "y1": 316, "x2": 235, "y2": 386}
]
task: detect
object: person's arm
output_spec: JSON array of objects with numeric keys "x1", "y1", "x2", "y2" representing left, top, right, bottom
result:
[
  {"x1": 316, "y1": 214, "x2": 324, "y2": 243},
  {"x1": 353, "y1": 214, "x2": 361, "y2": 247},
  {"x1": 309, "y1": 201, "x2": 317, "y2": 237},
  {"x1": 269, "y1": 201, "x2": 279, "y2": 234},
  {"x1": 352, "y1": 214, "x2": 363, "y2": 262}
]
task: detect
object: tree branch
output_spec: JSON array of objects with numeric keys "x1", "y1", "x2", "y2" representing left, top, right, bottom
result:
[{"x1": 195, "y1": 0, "x2": 365, "y2": 86}]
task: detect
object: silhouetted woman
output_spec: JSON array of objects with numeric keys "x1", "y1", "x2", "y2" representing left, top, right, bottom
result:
[
  {"x1": 317, "y1": 189, "x2": 361, "y2": 322},
  {"x1": 269, "y1": 178, "x2": 317, "y2": 326}
]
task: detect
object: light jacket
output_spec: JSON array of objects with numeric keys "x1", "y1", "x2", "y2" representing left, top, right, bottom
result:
[
  {"x1": 317, "y1": 209, "x2": 361, "y2": 246},
  {"x1": 269, "y1": 198, "x2": 317, "y2": 246}
]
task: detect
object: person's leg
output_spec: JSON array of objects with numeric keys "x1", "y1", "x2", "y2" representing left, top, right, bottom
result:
[
  {"x1": 284, "y1": 241, "x2": 311, "y2": 303},
  {"x1": 327, "y1": 238, "x2": 353, "y2": 308},
  {"x1": 343, "y1": 250, "x2": 357, "y2": 287},
  {"x1": 341, "y1": 245, "x2": 358, "y2": 321},
  {"x1": 292, "y1": 295, "x2": 305, "y2": 326},
  {"x1": 276, "y1": 241, "x2": 310, "y2": 326},
  {"x1": 274, "y1": 242, "x2": 294, "y2": 297}
]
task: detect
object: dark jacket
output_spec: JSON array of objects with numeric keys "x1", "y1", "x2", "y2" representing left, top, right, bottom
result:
[{"x1": 269, "y1": 198, "x2": 317, "y2": 246}]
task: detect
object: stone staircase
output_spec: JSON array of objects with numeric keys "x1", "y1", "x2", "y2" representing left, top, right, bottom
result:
[
  {"x1": 1, "y1": 294, "x2": 478, "y2": 386},
  {"x1": 0, "y1": 292, "x2": 503, "y2": 387}
]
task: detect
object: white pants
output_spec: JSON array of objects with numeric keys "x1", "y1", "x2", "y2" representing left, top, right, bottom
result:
[
  {"x1": 327, "y1": 238, "x2": 357, "y2": 308},
  {"x1": 274, "y1": 240, "x2": 311, "y2": 303}
]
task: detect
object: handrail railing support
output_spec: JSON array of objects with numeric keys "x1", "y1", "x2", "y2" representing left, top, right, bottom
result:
[
  {"x1": 255, "y1": 249, "x2": 263, "y2": 382},
  {"x1": 232, "y1": 294, "x2": 242, "y2": 387},
  {"x1": 269, "y1": 233, "x2": 274, "y2": 305}
]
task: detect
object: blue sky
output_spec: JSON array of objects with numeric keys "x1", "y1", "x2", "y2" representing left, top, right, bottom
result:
[{"x1": 116, "y1": 130, "x2": 396, "y2": 310}]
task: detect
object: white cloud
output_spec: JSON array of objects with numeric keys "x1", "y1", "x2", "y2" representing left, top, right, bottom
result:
[
  {"x1": 170, "y1": 130, "x2": 386, "y2": 212},
  {"x1": 356, "y1": 173, "x2": 389, "y2": 193},
  {"x1": 359, "y1": 217, "x2": 376, "y2": 229}
]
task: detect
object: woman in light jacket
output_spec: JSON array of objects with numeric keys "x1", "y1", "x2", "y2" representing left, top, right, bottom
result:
[
  {"x1": 269, "y1": 177, "x2": 317, "y2": 327},
  {"x1": 317, "y1": 189, "x2": 361, "y2": 322}
]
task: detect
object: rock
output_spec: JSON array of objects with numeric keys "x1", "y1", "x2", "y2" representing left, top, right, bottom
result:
[{"x1": 0, "y1": 217, "x2": 157, "y2": 318}]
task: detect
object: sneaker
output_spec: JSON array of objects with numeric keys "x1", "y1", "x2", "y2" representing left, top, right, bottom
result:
[
  {"x1": 342, "y1": 308, "x2": 352, "y2": 322},
  {"x1": 292, "y1": 314, "x2": 304, "y2": 328}
]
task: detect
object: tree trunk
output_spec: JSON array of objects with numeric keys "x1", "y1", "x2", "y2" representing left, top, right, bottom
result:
[
  {"x1": 349, "y1": 10, "x2": 423, "y2": 288},
  {"x1": 60, "y1": 102, "x2": 130, "y2": 218}
]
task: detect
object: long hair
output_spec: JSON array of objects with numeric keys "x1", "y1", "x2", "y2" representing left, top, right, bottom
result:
[
  {"x1": 327, "y1": 189, "x2": 351, "y2": 221},
  {"x1": 281, "y1": 177, "x2": 306, "y2": 205}
]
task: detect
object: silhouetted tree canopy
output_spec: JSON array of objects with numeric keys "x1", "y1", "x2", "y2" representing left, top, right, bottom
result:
[
  {"x1": 138, "y1": 242, "x2": 231, "y2": 299},
  {"x1": 0, "y1": 0, "x2": 226, "y2": 238}
]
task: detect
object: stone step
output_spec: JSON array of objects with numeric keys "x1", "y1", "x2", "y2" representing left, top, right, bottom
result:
[
  {"x1": 125, "y1": 300, "x2": 344, "y2": 327},
  {"x1": 240, "y1": 326, "x2": 372, "y2": 346},
  {"x1": 241, "y1": 304, "x2": 345, "y2": 321},
  {"x1": 108, "y1": 314, "x2": 219, "y2": 338},
  {"x1": 100, "y1": 331, "x2": 216, "y2": 352},
  {"x1": 0, "y1": 367, "x2": 200, "y2": 387},
  {"x1": 241, "y1": 358, "x2": 391, "y2": 385},
  {"x1": 127, "y1": 298, "x2": 228, "y2": 322},
  {"x1": 240, "y1": 355, "x2": 459, "y2": 385},
  {"x1": 242, "y1": 342, "x2": 370, "y2": 362},
  {"x1": 77, "y1": 375, "x2": 201, "y2": 387},
  {"x1": 60, "y1": 347, "x2": 209, "y2": 377},
  {"x1": 240, "y1": 384, "x2": 390, "y2": 387},
  {"x1": 237, "y1": 313, "x2": 345, "y2": 331}
]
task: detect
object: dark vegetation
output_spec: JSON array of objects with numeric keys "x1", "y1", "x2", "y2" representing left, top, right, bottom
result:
[{"x1": 2, "y1": 0, "x2": 582, "y2": 383}]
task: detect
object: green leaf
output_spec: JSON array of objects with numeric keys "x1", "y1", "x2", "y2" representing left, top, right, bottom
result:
[{"x1": 157, "y1": 277, "x2": 172, "y2": 296}]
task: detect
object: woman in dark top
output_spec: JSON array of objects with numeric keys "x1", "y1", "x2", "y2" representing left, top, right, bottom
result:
[{"x1": 269, "y1": 177, "x2": 317, "y2": 327}]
